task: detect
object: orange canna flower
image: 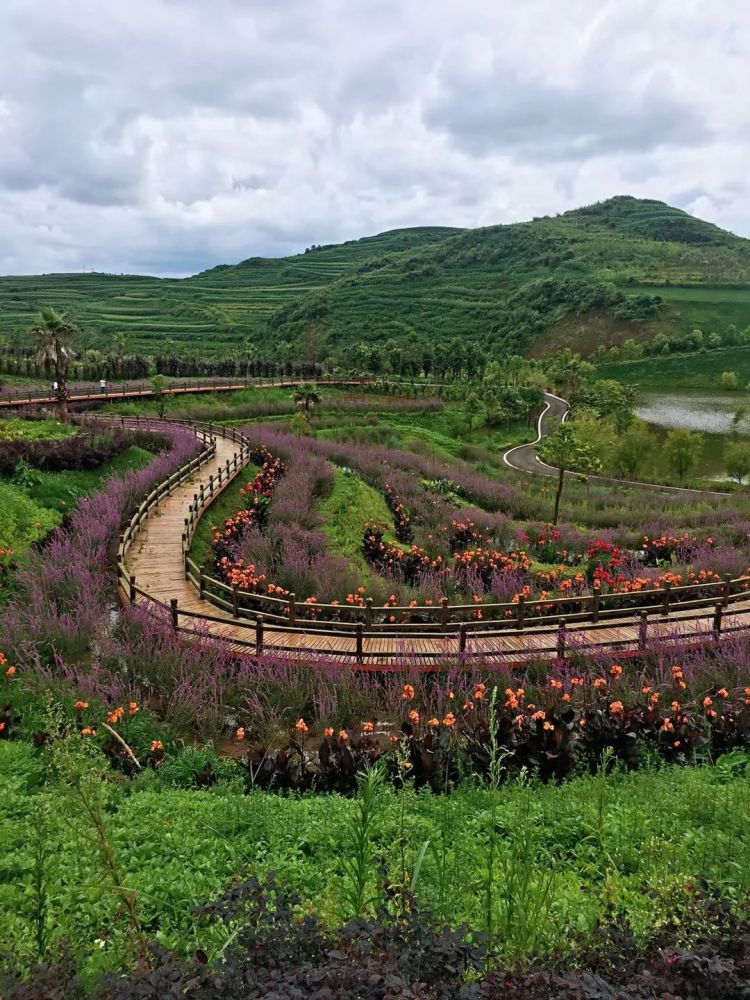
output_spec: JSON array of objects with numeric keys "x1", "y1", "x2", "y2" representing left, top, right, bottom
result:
[
  {"x1": 717, "y1": 688, "x2": 729, "y2": 698},
  {"x1": 671, "y1": 701, "x2": 680, "y2": 713},
  {"x1": 5, "y1": 665, "x2": 16, "y2": 678},
  {"x1": 339, "y1": 730, "x2": 349, "y2": 742},
  {"x1": 81, "y1": 726, "x2": 96, "y2": 736},
  {"x1": 474, "y1": 682, "x2": 487, "y2": 700},
  {"x1": 324, "y1": 727, "x2": 334, "y2": 738},
  {"x1": 74, "y1": 700, "x2": 89, "y2": 710},
  {"x1": 235, "y1": 726, "x2": 245, "y2": 741},
  {"x1": 703, "y1": 696, "x2": 713, "y2": 708},
  {"x1": 361, "y1": 721, "x2": 374, "y2": 734},
  {"x1": 442, "y1": 712, "x2": 456, "y2": 728},
  {"x1": 427, "y1": 717, "x2": 439, "y2": 728},
  {"x1": 463, "y1": 700, "x2": 474, "y2": 711},
  {"x1": 129, "y1": 702, "x2": 138, "y2": 716},
  {"x1": 295, "y1": 718, "x2": 309, "y2": 735},
  {"x1": 610, "y1": 664, "x2": 623, "y2": 679},
  {"x1": 543, "y1": 721, "x2": 555, "y2": 731},
  {"x1": 402, "y1": 684, "x2": 415, "y2": 701},
  {"x1": 407, "y1": 709, "x2": 420, "y2": 724},
  {"x1": 650, "y1": 693, "x2": 660, "y2": 705},
  {"x1": 593, "y1": 678, "x2": 606, "y2": 690},
  {"x1": 150, "y1": 740, "x2": 164, "y2": 752},
  {"x1": 530, "y1": 710, "x2": 546, "y2": 721},
  {"x1": 609, "y1": 701, "x2": 624, "y2": 714},
  {"x1": 562, "y1": 692, "x2": 571, "y2": 702}
]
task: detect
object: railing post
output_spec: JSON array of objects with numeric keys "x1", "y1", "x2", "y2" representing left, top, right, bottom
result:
[
  {"x1": 129, "y1": 574, "x2": 136, "y2": 604},
  {"x1": 255, "y1": 615, "x2": 264, "y2": 654},
  {"x1": 231, "y1": 583, "x2": 239, "y2": 618},
  {"x1": 356, "y1": 622, "x2": 364, "y2": 662},
  {"x1": 556, "y1": 619, "x2": 566, "y2": 660},
  {"x1": 662, "y1": 580, "x2": 671, "y2": 618},
  {"x1": 458, "y1": 623, "x2": 467, "y2": 654},
  {"x1": 209, "y1": 474, "x2": 214, "y2": 495},
  {"x1": 638, "y1": 611, "x2": 648, "y2": 652},
  {"x1": 199, "y1": 568, "x2": 206, "y2": 599},
  {"x1": 365, "y1": 597, "x2": 373, "y2": 627},
  {"x1": 713, "y1": 602, "x2": 723, "y2": 641},
  {"x1": 440, "y1": 597, "x2": 449, "y2": 628},
  {"x1": 218, "y1": 466, "x2": 223, "y2": 485},
  {"x1": 516, "y1": 594, "x2": 525, "y2": 630},
  {"x1": 170, "y1": 598, "x2": 178, "y2": 631},
  {"x1": 288, "y1": 592, "x2": 296, "y2": 625},
  {"x1": 723, "y1": 574, "x2": 732, "y2": 608},
  {"x1": 591, "y1": 582, "x2": 600, "y2": 623}
]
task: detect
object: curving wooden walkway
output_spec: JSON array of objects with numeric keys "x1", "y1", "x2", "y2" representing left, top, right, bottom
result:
[{"x1": 122, "y1": 423, "x2": 750, "y2": 667}]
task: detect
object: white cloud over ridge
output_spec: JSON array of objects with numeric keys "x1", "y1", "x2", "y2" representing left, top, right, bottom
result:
[{"x1": 0, "y1": 0, "x2": 748, "y2": 275}]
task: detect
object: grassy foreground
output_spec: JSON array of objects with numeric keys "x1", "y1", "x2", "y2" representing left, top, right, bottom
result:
[{"x1": 1, "y1": 736, "x2": 748, "y2": 978}]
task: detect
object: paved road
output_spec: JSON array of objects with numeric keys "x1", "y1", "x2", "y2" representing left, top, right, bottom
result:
[{"x1": 502, "y1": 391, "x2": 731, "y2": 501}]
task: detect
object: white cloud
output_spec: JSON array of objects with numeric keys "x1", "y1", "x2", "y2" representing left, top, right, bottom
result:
[{"x1": 0, "y1": 0, "x2": 749, "y2": 274}]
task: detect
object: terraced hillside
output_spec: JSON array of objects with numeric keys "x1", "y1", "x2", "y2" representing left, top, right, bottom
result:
[
  {"x1": 2, "y1": 197, "x2": 750, "y2": 364},
  {"x1": 0, "y1": 227, "x2": 459, "y2": 356},
  {"x1": 270, "y1": 197, "x2": 750, "y2": 362}
]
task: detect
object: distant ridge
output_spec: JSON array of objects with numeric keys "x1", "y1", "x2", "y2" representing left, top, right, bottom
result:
[{"x1": 0, "y1": 197, "x2": 748, "y2": 362}]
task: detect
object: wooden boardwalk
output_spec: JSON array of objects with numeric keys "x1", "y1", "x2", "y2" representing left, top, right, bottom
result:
[
  {"x1": 122, "y1": 425, "x2": 750, "y2": 667},
  {"x1": 0, "y1": 377, "x2": 368, "y2": 409}
]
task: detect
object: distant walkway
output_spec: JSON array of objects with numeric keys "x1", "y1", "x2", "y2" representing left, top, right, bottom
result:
[
  {"x1": 503, "y1": 391, "x2": 731, "y2": 501},
  {"x1": 0, "y1": 376, "x2": 368, "y2": 409}
]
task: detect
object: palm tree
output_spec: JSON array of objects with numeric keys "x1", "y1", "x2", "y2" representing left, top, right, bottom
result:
[
  {"x1": 31, "y1": 307, "x2": 78, "y2": 422},
  {"x1": 292, "y1": 381, "x2": 322, "y2": 414}
]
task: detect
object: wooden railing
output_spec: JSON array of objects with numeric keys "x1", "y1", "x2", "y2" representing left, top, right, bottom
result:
[{"x1": 113, "y1": 416, "x2": 750, "y2": 664}]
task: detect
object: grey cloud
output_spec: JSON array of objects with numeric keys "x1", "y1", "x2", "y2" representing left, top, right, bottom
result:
[{"x1": 0, "y1": 0, "x2": 748, "y2": 275}]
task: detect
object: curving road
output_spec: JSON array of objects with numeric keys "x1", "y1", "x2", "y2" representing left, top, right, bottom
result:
[{"x1": 502, "y1": 391, "x2": 731, "y2": 501}]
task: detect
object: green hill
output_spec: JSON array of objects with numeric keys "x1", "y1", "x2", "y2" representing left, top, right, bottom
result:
[{"x1": 2, "y1": 197, "x2": 750, "y2": 364}]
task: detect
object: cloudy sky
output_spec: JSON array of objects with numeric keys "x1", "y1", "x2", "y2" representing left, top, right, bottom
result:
[{"x1": 0, "y1": 0, "x2": 748, "y2": 276}]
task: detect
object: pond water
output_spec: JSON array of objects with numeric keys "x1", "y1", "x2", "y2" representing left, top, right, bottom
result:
[
  {"x1": 634, "y1": 390, "x2": 750, "y2": 480},
  {"x1": 635, "y1": 391, "x2": 750, "y2": 435}
]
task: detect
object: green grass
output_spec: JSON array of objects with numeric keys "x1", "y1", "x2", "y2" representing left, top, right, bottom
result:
[
  {"x1": 596, "y1": 345, "x2": 750, "y2": 388},
  {"x1": 1, "y1": 738, "x2": 748, "y2": 977},
  {"x1": 24, "y1": 446, "x2": 154, "y2": 510},
  {"x1": 318, "y1": 467, "x2": 393, "y2": 579},
  {"x1": 0, "y1": 418, "x2": 77, "y2": 442},
  {"x1": 0, "y1": 482, "x2": 60, "y2": 552}
]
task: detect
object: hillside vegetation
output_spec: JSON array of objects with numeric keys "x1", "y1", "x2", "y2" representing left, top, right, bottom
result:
[{"x1": 2, "y1": 197, "x2": 750, "y2": 365}]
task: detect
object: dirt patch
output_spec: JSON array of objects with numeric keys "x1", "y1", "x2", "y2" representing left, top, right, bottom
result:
[{"x1": 526, "y1": 308, "x2": 671, "y2": 358}]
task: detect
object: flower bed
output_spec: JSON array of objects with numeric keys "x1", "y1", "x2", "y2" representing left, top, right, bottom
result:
[{"x1": 195, "y1": 427, "x2": 750, "y2": 623}]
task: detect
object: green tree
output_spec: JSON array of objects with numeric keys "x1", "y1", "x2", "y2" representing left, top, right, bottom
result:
[
  {"x1": 612, "y1": 419, "x2": 655, "y2": 478},
  {"x1": 292, "y1": 381, "x2": 322, "y2": 414},
  {"x1": 113, "y1": 331, "x2": 129, "y2": 363},
  {"x1": 537, "y1": 423, "x2": 601, "y2": 524},
  {"x1": 724, "y1": 440, "x2": 750, "y2": 483},
  {"x1": 30, "y1": 306, "x2": 79, "y2": 422},
  {"x1": 720, "y1": 371, "x2": 739, "y2": 390},
  {"x1": 150, "y1": 373, "x2": 168, "y2": 417},
  {"x1": 289, "y1": 411, "x2": 310, "y2": 437},
  {"x1": 463, "y1": 391, "x2": 483, "y2": 433},
  {"x1": 664, "y1": 428, "x2": 703, "y2": 482}
]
